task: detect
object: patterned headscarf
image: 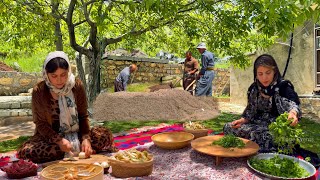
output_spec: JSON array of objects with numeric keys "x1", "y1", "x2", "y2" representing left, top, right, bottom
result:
[
  {"x1": 42, "y1": 51, "x2": 80, "y2": 154},
  {"x1": 253, "y1": 54, "x2": 282, "y2": 96}
]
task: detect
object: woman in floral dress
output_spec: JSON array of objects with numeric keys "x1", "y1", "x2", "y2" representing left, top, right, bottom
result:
[{"x1": 223, "y1": 54, "x2": 300, "y2": 152}]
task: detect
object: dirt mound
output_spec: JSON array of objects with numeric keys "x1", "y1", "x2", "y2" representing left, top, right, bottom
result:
[
  {"x1": 93, "y1": 89, "x2": 219, "y2": 121},
  {"x1": 148, "y1": 83, "x2": 173, "y2": 92},
  {"x1": 0, "y1": 61, "x2": 15, "y2": 71}
]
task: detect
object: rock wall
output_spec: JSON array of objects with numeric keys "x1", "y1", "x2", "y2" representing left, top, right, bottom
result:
[
  {"x1": 101, "y1": 58, "x2": 183, "y2": 89},
  {"x1": 0, "y1": 72, "x2": 42, "y2": 96}
]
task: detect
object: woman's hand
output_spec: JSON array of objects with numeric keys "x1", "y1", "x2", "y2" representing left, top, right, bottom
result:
[
  {"x1": 57, "y1": 138, "x2": 72, "y2": 152},
  {"x1": 81, "y1": 139, "x2": 93, "y2": 158},
  {"x1": 288, "y1": 110, "x2": 298, "y2": 126},
  {"x1": 231, "y1": 118, "x2": 248, "y2": 129}
]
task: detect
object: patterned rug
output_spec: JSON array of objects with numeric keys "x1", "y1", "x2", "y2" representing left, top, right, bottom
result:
[
  {"x1": 0, "y1": 125, "x2": 318, "y2": 180},
  {"x1": 114, "y1": 124, "x2": 214, "y2": 150}
]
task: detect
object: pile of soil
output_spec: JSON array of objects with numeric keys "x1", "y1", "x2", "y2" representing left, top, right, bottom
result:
[
  {"x1": 148, "y1": 83, "x2": 173, "y2": 92},
  {"x1": 93, "y1": 89, "x2": 219, "y2": 121},
  {"x1": 0, "y1": 61, "x2": 15, "y2": 71}
]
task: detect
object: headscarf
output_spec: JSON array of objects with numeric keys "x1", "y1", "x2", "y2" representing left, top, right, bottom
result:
[
  {"x1": 253, "y1": 54, "x2": 282, "y2": 96},
  {"x1": 42, "y1": 51, "x2": 80, "y2": 154}
]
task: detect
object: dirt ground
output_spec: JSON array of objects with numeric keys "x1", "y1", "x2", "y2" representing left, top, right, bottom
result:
[
  {"x1": 0, "y1": 61, "x2": 15, "y2": 71},
  {"x1": 93, "y1": 89, "x2": 220, "y2": 121}
]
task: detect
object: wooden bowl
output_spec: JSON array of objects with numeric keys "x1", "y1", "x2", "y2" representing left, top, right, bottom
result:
[
  {"x1": 151, "y1": 132, "x2": 194, "y2": 149},
  {"x1": 184, "y1": 128, "x2": 208, "y2": 139}
]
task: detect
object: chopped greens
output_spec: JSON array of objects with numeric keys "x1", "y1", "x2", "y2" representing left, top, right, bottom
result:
[
  {"x1": 211, "y1": 134, "x2": 245, "y2": 148},
  {"x1": 269, "y1": 112, "x2": 304, "y2": 154},
  {"x1": 249, "y1": 155, "x2": 310, "y2": 178}
]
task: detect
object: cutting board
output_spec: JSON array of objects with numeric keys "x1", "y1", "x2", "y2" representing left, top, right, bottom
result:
[{"x1": 42, "y1": 154, "x2": 110, "y2": 167}]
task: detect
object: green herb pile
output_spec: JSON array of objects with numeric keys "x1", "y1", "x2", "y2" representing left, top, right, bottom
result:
[
  {"x1": 249, "y1": 155, "x2": 310, "y2": 178},
  {"x1": 211, "y1": 134, "x2": 245, "y2": 148},
  {"x1": 269, "y1": 112, "x2": 304, "y2": 154}
]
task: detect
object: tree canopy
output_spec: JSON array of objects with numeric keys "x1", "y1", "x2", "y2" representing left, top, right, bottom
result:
[{"x1": 0, "y1": 0, "x2": 319, "y2": 103}]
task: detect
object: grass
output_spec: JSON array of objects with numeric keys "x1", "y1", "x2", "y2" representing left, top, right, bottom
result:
[
  {"x1": 299, "y1": 117, "x2": 320, "y2": 154},
  {"x1": 0, "y1": 136, "x2": 30, "y2": 153},
  {"x1": 2, "y1": 50, "x2": 47, "y2": 73}
]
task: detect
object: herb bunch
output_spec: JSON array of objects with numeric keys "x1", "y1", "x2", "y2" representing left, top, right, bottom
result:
[
  {"x1": 249, "y1": 155, "x2": 309, "y2": 178},
  {"x1": 212, "y1": 134, "x2": 245, "y2": 148},
  {"x1": 268, "y1": 112, "x2": 304, "y2": 154}
]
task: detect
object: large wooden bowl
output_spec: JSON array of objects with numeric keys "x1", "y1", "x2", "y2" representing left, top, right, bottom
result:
[{"x1": 151, "y1": 132, "x2": 194, "y2": 149}]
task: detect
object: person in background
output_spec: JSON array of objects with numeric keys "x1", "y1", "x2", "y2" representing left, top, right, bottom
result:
[
  {"x1": 17, "y1": 51, "x2": 117, "y2": 163},
  {"x1": 183, "y1": 51, "x2": 199, "y2": 95},
  {"x1": 223, "y1": 54, "x2": 300, "y2": 153},
  {"x1": 195, "y1": 42, "x2": 215, "y2": 96},
  {"x1": 114, "y1": 64, "x2": 138, "y2": 92}
]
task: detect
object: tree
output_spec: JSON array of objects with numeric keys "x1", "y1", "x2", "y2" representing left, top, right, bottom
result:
[{"x1": 0, "y1": 0, "x2": 318, "y2": 104}]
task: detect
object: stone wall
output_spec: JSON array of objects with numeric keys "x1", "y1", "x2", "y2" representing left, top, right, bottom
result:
[
  {"x1": 101, "y1": 56, "x2": 183, "y2": 89},
  {"x1": 0, "y1": 72, "x2": 42, "y2": 96},
  {"x1": 101, "y1": 56, "x2": 231, "y2": 93}
]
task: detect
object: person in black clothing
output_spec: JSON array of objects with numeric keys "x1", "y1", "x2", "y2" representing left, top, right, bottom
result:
[{"x1": 223, "y1": 54, "x2": 300, "y2": 152}]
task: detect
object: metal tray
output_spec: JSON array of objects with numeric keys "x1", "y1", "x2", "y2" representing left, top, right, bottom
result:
[{"x1": 247, "y1": 153, "x2": 316, "y2": 180}]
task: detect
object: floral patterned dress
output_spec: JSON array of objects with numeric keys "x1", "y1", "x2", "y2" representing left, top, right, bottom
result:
[{"x1": 223, "y1": 80, "x2": 301, "y2": 152}]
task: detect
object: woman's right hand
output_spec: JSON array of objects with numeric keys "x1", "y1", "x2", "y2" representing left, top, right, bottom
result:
[
  {"x1": 57, "y1": 138, "x2": 72, "y2": 152},
  {"x1": 231, "y1": 118, "x2": 247, "y2": 129}
]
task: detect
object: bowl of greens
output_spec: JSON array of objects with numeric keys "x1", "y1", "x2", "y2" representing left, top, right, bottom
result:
[{"x1": 248, "y1": 153, "x2": 316, "y2": 179}]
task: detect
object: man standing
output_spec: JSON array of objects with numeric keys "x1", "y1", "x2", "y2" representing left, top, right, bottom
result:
[
  {"x1": 114, "y1": 64, "x2": 138, "y2": 92},
  {"x1": 195, "y1": 42, "x2": 215, "y2": 96},
  {"x1": 183, "y1": 51, "x2": 199, "y2": 95}
]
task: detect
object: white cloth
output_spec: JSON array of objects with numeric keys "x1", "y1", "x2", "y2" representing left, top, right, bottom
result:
[{"x1": 42, "y1": 51, "x2": 80, "y2": 153}]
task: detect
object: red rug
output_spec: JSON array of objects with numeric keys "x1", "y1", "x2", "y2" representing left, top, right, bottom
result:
[{"x1": 114, "y1": 124, "x2": 215, "y2": 150}]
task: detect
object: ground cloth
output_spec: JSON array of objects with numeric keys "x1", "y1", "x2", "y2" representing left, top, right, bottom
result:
[
  {"x1": 0, "y1": 124, "x2": 319, "y2": 180},
  {"x1": 114, "y1": 124, "x2": 214, "y2": 150}
]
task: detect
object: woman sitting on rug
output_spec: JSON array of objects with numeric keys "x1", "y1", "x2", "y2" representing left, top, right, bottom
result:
[
  {"x1": 223, "y1": 54, "x2": 300, "y2": 153},
  {"x1": 17, "y1": 51, "x2": 117, "y2": 163}
]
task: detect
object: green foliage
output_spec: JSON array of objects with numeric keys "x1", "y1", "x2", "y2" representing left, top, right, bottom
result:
[
  {"x1": 211, "y1": 134, "x2": 245, "y2": 148},
  {"x1": 269, "y1": 112, "x2": 304, "y2": 154},
  {"x1": 2, "y1": 50, "x2": 47, "y2": 72},
  {"x1": 249, "y1": 155, "x2": 310, "y2": 178},
  {"x1": 1, "y1": 0, "x2": 317, "y2": 70},
  {"x1": 0, "y1": 136, "x2": 30, "y2": 153}
]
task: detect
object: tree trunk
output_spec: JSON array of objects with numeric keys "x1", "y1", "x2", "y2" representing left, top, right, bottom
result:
[
  {"x1": 52, "y1": 1, "x2": 63, "y2": 51},
  {"x1": 87, "y1": 53, "x2": 101, "y2": 106},
  {"x1": 75, "y1": 53, "x2": 87, "y2": 92}
]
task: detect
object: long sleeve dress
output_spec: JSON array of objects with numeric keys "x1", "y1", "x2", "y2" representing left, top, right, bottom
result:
[
  {"x1": 17, "y1": 79, "x2": 117, "y2": 163},
  {"x1": 223, "y1": 80, "x2": 301, "y2": 152}
]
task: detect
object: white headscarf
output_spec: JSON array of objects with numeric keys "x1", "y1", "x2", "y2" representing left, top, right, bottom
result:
[{"x1": 42, "y1": 51, "x2": 80, "y2": 154}]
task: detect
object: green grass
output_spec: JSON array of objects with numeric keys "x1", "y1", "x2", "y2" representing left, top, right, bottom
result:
[
  {"x1": 299, "y1": 117, "x2": 320, "y2": 154},
  {"x1": 0, "y1": 136, "x2": 30, "y2": 153},
  {"x1": 0, "y1": 113, "x2": 319, "y2": 155},
  {"x1": 2, "y1": 50, "x2": 47, "y2": 72}
]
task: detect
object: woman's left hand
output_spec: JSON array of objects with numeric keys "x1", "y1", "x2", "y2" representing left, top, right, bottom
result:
[
  {"x1": 288, "y1": 110, "x2": 298, "y2": 126},
  {"x1": 81, "y1": 139, "x2": 93, "y2": 158}
]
